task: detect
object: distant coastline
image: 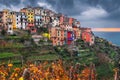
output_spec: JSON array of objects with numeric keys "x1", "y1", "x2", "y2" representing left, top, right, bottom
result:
[{"x1": 93, "y1": 32, "x2": 120, "y2": 46}]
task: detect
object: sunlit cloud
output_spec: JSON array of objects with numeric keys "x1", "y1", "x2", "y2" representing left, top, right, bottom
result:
[
  {"x1": 92, "y1": 28, "x2": 120, "y2": 32},
  {"x1": 38, "y1": 2, "x2": 56, "y2": 12},
  {"x1": 81, "y1": 6, "x2": 108, "y2": 19}
]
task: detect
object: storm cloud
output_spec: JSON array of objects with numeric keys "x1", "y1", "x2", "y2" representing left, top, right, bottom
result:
[{"x1": 0, "y1": 0, "x2": 120, "y2": 28}]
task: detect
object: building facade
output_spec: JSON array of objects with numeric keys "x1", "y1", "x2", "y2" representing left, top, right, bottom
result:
[
  {"x1": 0, "y1": 7, "x2": 95, "y2": 46},
  {"x1": 81, "y1": 28, "x2": 95, "y2": 45},
  {"x1": 0, "y1": 11, "x2": 3, "y2": 27}
]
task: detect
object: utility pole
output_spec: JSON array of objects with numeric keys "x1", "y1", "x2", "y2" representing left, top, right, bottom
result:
[{"x1": 21, "y1": 56, "x2": 24, "y2": 67}]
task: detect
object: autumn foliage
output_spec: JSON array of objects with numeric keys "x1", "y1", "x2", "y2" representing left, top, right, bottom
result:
[{"x1": 0, "y1": 60, "x2": 97, "y2": 80}]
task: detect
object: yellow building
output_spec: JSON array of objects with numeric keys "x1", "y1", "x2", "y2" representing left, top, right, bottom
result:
[
  {"x1": 26, "y1": 7, "x2": 34, "y2": 24},
  {"x1": 43, "y1": 33, "x2": 50, "y2": 39},
  {"x1": 7, "y1": 11, "x2": 17, "y2": 29}
]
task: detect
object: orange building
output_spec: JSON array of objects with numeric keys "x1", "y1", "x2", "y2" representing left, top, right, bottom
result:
[
  {"x1": 49, "y1": 27, "x2": 66, "y2": 46},
  {"x1": 20, "y1": 8, "x2": 27, "y2": 13},
  {"x1": 81, "y1": 28, "x2": 94, "y2": 45},
  {"x1": 73, "y1": 26, "x2": 81, "y2": 39}
]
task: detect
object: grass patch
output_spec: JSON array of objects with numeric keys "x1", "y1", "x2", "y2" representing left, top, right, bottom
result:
[
  {"x1": 0, "y1": 52, "x2": 21, "y2": 59},
  {"x1": 27, "y1": 54, "x2": 59, "y2": 61},
  {"x1": 5, "y1": 36, "x2": 21, "y2": 39}
]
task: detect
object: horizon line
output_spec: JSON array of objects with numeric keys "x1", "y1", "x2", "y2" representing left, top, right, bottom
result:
[{"x1": 92, "y1": 28, "x2": 120, "y2": 32}]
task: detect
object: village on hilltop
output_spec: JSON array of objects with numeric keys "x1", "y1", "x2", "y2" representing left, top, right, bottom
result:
[{"x1": 0, "y1": 6, "x2": 94, "y2": 46}]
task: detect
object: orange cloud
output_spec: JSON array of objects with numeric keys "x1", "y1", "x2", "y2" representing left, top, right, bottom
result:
[{"x1": 92, "y1": 28, "x2": 120, "y2": 32}]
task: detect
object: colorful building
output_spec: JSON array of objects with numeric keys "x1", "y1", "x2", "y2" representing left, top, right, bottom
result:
[
  {"x1": 24, "y1": 7, "x2": 36, "y2": 33},
  {"x1": 57, "y1": 13, "x2": 64, "y2": 25},
  {"x1": 16, "y1": 12, "x2": 21, "y2": 29},
  {"x1": 34, "y1": 7, "x2": 41, "y2": 15},
  {"x1": 81, "y1": 28, "x2": 94, "y2": 45},
  {"x1": 3, "y1": 9, "x2": 9, "y2": 28},
  {"x1": 73, "y1": 26, "x2": 81, "y2": 39},
  {"x1": 34, "y1": 7, "x2": 43, "y2": 28},
  {"x1": 67, "y1": 31, "x2": 74, "y2": 45},
  {"x1": 49, "y1": 27, "x2": 66, "y2": 46},
  {"x1": 52, "y1": 17, "x2": 59, "y2": 27},
  {"x1": 20, "y1": 8, "x2": 27, "y2": 13},
  {"x1": 16, "y1": 12, "x2": 27, "y2": 29},
  {"x1": 0, "y1": 9, "x2": 9, "y2": 29},
  {"x1": 26, "y1": 7, "x2": 34, "y2": 26},
  {"x1": 7, "y1": 11, "x2": 17, "y2": 34},
  {"x1": 21, "y1": 12, "x2": 27, "y2": 29},
  {"x1": 34, "y1": 15, "x2": 42, "y2": 27},
  {"x1": 69, "y1": 18, "x2": 73, "y2": 26},
  {"x1": 10, "y1": 11, "x2": 17, "y2": 29},
  {"x1": 0, "y1": 7, "x2": 95, "y2": 46},
  {"x1": 7, "y1": 13, "x2": 13, "y2": 34},
  {"x1": 0, "y1": 11, "x2": 3, "y2": 27}
]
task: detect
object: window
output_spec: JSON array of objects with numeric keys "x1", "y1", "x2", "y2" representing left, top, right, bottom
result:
[
  {"x1": 58, "y1": 31, "x2": 60, "y2": 36},
  {"x1": 64, "y1": 32, "x2": 66, "y2": 36},
  {"x1": 58, "y1": 42, "x2": 60, "y2": 45}
]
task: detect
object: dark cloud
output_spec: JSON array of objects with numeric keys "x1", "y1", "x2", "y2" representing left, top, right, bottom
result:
[
  {"x1": 0, "y1": 0, "x2": 119, "y2": 27},
  {"x1": 0, "y1": 0, "x2": 21, "y2": 7},
  {"x1": 22, "y1": 0, "x2": 39, "y2": 6}
]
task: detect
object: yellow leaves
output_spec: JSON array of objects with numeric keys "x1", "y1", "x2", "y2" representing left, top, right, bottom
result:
[
  {"x1": 15, "y1": 73, "x2": 18, "y2": 77},
  {"x1": 113, "y1": 68, "x2": 119, "y2": 72},
  {"x1": 81, "y1": 67, "x2": 90, "y2": 78},
  {"x1": 0, "y1": 71, "x2": 5, "y2": 76},
  {"x1": 19, "y1": 77, "x2": 24, "y2": 80},
  {"x1": 30, "y1": 64, "x2": 34, "y2": 67},
  {"x1": 0, "y1": 60, "x2": 97, "y2": 80},
  {"x1": 14, "y1": 68, "x2": 20, "y2": 72},
  {"x1": 8, "y1": 63, "x2": 13, "y2": 67}
]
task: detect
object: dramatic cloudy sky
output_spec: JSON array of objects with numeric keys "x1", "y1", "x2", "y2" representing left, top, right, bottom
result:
[{"x1": 0, "y1": 0, "x2": 120, "y2": 28}]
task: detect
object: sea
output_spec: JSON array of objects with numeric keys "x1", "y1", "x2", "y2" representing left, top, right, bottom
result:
[{"x1": 93, "y1": 32, "x2": 120, "y2": 47}]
